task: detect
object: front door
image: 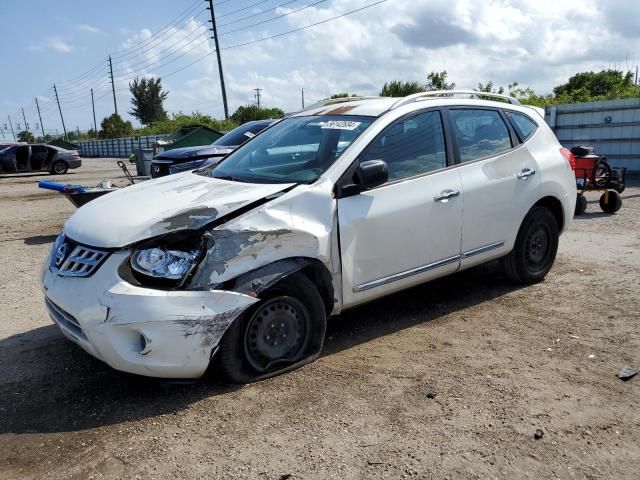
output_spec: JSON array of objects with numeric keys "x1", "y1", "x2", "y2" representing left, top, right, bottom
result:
[{"x1": 337, "y1": 109, "x2": 464, "y2": 308}]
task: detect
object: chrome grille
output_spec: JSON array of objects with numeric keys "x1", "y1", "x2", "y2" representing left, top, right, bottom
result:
[
  {"x1": 45, "y1": 297, "x2": 87, "y2": 340},
  {"x1": 50, "y1": 236, "x2": 109, "y2": 277}
]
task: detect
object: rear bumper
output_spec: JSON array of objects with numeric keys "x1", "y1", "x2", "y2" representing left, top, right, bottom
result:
[
  {"x1": 41, "y1": 250, "x2": 257, "y2": 378},
  {"x1": 67, "y1": 158, "x2": 82, "y2": 169}
]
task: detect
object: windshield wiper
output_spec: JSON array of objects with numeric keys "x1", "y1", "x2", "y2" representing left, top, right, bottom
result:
[{"x1": 214, "y1": 175, "x2": 247, "y2": 183}]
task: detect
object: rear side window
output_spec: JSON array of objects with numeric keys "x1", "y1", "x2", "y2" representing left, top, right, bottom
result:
[
  {"x1": 506, "y1": 111, "x2": 538, "y2": 141},
  {"x1": 360, "y1": 110, "x2": 446, "y2": 181},
  {"x1": 450, "y1": 109, "x2": 512, "y2": 163}
]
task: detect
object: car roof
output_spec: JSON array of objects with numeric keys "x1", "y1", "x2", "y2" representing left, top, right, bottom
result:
[{"x1": 292, "y1": 91, "x2": 544, "y2": 120}]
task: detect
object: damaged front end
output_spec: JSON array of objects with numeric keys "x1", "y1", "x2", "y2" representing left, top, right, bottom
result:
[{"x1": 42, "y1": 174, "x2": 339, "y2": 379}]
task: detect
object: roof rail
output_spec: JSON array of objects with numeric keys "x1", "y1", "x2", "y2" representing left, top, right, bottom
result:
[
  {"x1": 300, "y1": 95, "x2": 384, "y2": 112},
  {"x1": 390, "y1": 89, "x2": 521, "y2": 109}
]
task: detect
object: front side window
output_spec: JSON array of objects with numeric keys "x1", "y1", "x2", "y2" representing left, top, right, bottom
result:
[
  {"x1": 359, "y1": 110, "x2": 446, "y2": 182},
  {"x1": 506, "y1": 111, "x2": 538, "y2": 141},
  {"x1": 206, "y1": 115, "x2": 374, "y2": 184},
  {"x1": 450, "y1": 109, "x2": 512, "y2": 162}
]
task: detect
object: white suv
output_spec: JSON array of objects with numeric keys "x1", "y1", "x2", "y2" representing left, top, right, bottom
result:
[{"x1": 41, "y1": 91, "x2": 576, "y2": 382}]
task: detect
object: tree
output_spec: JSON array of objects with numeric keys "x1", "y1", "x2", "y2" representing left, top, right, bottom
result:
[
  {"x1": 129, "y1": 77, "x2": 169, "y2": 125},
  {"x1": 99, "y1": 114, "x2": 134, "y2": 139},
  {"x1": 553, "y1": 69, "x2": 638, "y2": 101},
  {"x1": 425, "y1": 70, "x2": 455, "y2": 91},
  {"x1": 230, "y1": 105, "x2": 284, "y2": 124},
  {"x1": 330, "y1": 93, "x2": 358, "y2": 99},
  {"x1": 380, "y1": 80, "x2": 424, "y2": 97},
  {"x1": 476, "y1": 81, "x2": 505, "y2": 94},
  {"x1": 17, "y1": 130, "x2": 35, "y2": 143}
]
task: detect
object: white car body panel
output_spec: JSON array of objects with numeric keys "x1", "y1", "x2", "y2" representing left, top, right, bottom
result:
[
  {"x1": 64, "y1": 172, "x2": 294, "y2": 248},
  {"x1": 338, "y1": 168, "x2": 463, "y2": 307},
  {"x1": 41, "y1": 94, "x2": 576, "y2": 378}
]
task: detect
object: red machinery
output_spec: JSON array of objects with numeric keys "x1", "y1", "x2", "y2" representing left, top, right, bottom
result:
[{"x1": 571, "y1": 146, "x2": 626, "y2": 215}]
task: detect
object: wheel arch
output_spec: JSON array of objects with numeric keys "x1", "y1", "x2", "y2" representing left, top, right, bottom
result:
[
  {"x1": 532, "y1": 195, "x2": 565, "y2": 232},
  {"x1": 220, "y1": 256, "x2": 334, "y2": 316}
]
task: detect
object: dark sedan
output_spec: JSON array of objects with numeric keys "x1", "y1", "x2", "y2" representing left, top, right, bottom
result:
[
  {"x1": 150, "y1": 119, "x2": 274, "y2": 178},
  {"x1": 0, "y1": 144, "x2": 81, "y2": 175}
]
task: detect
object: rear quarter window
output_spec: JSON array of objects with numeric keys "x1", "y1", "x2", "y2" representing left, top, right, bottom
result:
[{"x1": 506, "y1": 111, "x2": 538, "y2": 142}]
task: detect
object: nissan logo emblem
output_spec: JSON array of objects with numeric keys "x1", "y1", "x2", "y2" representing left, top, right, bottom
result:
[{"x1": 55, "y1": 243, "x2": 69, "y2": 267}]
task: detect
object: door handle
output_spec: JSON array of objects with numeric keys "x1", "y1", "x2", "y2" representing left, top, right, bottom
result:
[
  {"x1": 517, "y1": 168, "x2": 536, "y2": 179},
  {"x1": 434, "y1": 189, "x2": 460, "y2": 202}
]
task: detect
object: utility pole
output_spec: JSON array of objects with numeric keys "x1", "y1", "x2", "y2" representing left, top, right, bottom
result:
[
  {"x1": 7, "y1": 115, "x2": 16, "y2": 141},
  {"x1": 108, "y1": 55, "x2": 118, "y2": 115},
  {"x1": 206, "y1": 0, "x2": 229, "y2": 119},
  {"x1": 35, "y1": 97, "x2": 45, "y2": 139},
  {"x1": 53, "y1": 84, "x2": 68, "y2": 140},
  {"x1": 21, "y1": 107, "x2": 29, "y2": 133},
  {"x1": 253, "y1": 88, "x2": 262, "y2": 109},
  {"x1": 301, "y1": 88, "x2": 305, "y2": 109},
  {"x1": 91, "y1": 88, "x2": 98, "y2": 133}
]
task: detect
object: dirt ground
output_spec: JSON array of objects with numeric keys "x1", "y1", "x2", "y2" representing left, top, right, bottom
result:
[{"x1": 0, "y1": 159, "x2": 639, "y2": 480}]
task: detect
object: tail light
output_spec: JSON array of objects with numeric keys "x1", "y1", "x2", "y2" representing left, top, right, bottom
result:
[{"x1": 560, "y1": 147, "x2": 575, "y2": 171}]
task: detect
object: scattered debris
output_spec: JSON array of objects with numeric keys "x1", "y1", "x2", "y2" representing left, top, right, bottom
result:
[
  {"x1": 588, "y1": 354, "x2": 595, "y2": 359},
  {"x1": 426, "y1": 392, "x2": 437, "y2": 399},
  {"x1": 546, "y1": 348, "x2": 552, "y2": 352},
  {"x1": 279, "y1": 474, "x2": 292, "y2": 480},
  {"x1": 617, "y1": 365, "x2": 638, "y2": 382},
  {"x1": 569, "y1": 335, "x2": 579, "y2": 340},
  {"x1": 534, "y1": 429, "x2": 544, "y2": 440},
  {"x1": 367, "y1": 459, "x2": 384, "y2": 466}
]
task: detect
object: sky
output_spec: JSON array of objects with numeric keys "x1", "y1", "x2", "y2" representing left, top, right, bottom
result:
[{"x1": 1, "y1": 0, "x2": 639, "y2": 138}]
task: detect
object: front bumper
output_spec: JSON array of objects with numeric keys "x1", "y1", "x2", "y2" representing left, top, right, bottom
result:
[{"x1": 41, "y1": 251, "x2": 257, "y2": 378}]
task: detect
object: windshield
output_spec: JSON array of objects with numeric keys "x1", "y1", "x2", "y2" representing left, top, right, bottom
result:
[
  {"x1": 205, "y1": 115, "x2": 374, "y2": 184},
  {"x1": 212, "y1": 121, "x2": 272, "y2": 147}
]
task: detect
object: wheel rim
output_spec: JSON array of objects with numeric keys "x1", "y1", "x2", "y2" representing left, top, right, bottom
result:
[
  {"x1": 525, "y1": 224, "x2": 550, "y2": 267},
  {"x1": 244, "y1": 296, "x2": 309, "y2": 372},
  {"x1": 53, "y1": 162, "x2": 65, "y2": 173}
]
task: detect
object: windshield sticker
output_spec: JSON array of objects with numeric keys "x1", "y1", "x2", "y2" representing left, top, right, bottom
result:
[
  {"x1": 244, "y1": 132, "x2": 256, "y2": 138},
  {"x1": 320, "y1": 120, "x2": 361, "y2": 130}
]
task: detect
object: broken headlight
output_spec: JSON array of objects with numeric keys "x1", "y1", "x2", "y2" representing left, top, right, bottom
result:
[{"x1": 131, "y1": 247, "x2": 199, "y2": 280}]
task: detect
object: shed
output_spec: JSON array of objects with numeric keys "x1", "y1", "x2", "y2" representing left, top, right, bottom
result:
[
  {"x1": 152, "y1": 125, "x2": 223, "y2": 155},
  {"x1": 48, "y1": 138, "x2": 79, "y2": 151}
]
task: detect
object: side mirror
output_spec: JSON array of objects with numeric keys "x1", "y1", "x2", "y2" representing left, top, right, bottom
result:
[
  {"x1": 356, "y1": 159, "x2": 388, "y2": 189},
  {"x1": 337, "y1": 159, "x2": 388, "y2": 198}
]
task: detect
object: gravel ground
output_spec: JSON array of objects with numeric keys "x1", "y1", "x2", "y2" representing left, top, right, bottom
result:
[{"x1": 0, "y1": 159, "x2": 639, "y2": 479}]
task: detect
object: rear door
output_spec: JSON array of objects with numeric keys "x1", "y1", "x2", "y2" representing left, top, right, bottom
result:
[
  {"x1": 448, "y1": 108, "x2": 541, "y2": 268},
  {"x1": 337, "y1": 109, "x2": 464, "y2": 308}
]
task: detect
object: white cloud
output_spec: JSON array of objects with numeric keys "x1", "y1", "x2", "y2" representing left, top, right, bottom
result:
[
  {"x1": 77, "y1": 23, "x2": 101, "y2": 34},
  {"x1": 49, "y1": 37, "x2": 73, "y2": 53}
]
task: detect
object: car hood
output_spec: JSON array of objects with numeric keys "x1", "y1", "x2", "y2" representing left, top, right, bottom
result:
[
  {"x1": 64, "y1": 172, "x2": 295, "y2": 248},
  {"x1": 154, "y1": 145, "x2": 234, "y2": 160}
]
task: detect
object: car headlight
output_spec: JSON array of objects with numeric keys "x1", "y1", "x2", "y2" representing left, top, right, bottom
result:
[{"x1": 131, "y1": 247, "x2": 199, "y2": 280}]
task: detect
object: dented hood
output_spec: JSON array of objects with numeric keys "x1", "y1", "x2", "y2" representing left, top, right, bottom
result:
[{"x1": 64, "y1": 172, "x2": 295, "y2": 248}]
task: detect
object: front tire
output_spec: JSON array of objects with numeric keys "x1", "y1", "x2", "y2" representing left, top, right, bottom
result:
[
  {"x1": 50, "y1": 160, "x2": 68, "y2": 175},
  {"x1": 501, "y1": 206, "x2": 559, "y2": 284},
  {"x1": 216, "y1": 273, "x2": 327, "y2": 384}
]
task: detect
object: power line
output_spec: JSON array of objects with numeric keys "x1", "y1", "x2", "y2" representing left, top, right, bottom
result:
[
  {"x1": 154, "y1": 0, "x2": 388, "y2": 80},
  {"x1": 216, "y1": 0, "x2": 272, "y2": 19},
  {"x1": 112, "y1": 8, "x2": 208, "y2": 62},
  {"x1": 218, "y1": 0, "x2": 330, "y2": 37},
  {"x1": 218, "y1": 0, "x2": 299, "y2": 28},
  {"x1": 113, "y1": 24, "x2": 209, "y2": 74},
  {"x1": 110, "y1": 0, "x2": 203, "y2": 57}
]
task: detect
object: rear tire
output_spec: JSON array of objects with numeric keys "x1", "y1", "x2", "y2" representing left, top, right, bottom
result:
[
  {"x1": 599, "y1": 191, "x2": 621, "y2": 213},
  {"x1": 216, "y1": 273, "x2": 326, "y2": 384},
  {"x1": 501, "y1": 206, "x2": 559, "y2": 284},
  {"x1": 50, "y1": 160, "x2": 68, "y2": 175},
  {"x1": 574, "y1": 194, "x2": 587, "y2": 216}
]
